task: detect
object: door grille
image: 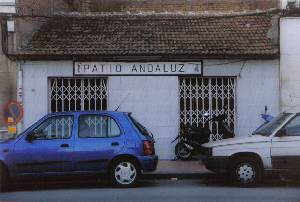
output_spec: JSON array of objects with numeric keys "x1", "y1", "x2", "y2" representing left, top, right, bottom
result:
[{"x1": 179, "y1": 77, "x2": 235, "y2": 141}]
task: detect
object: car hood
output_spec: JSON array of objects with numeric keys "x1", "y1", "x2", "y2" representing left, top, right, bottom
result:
[{"x1": 202, "y1": 135, "x2": 270, "y2": 148}]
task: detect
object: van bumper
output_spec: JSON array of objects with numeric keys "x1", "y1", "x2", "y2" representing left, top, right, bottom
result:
[{"x1": 137, "y1": 155, "x2": 158, "y2": 172}]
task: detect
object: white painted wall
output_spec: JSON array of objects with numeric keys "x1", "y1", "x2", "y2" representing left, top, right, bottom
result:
[
  {"x1": 280, "y1": 18, "x2": 300, "y2": 112},
  {"x1": 22, "y1": 59, "x2": 279, "y2": 159},
  {"x1": 108, "y1": 76, "x2": 179, "y2": 159},
  {"x1": 22, "y1": 61, "x2": 73, "y2": 127}
]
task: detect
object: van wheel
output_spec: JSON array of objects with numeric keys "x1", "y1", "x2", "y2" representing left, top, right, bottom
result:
[
  {"x1": 110, "y1": 159, "x2": 140, "y2": 188},
  {"x1": 0, "y1": 164, "x2": 8, "y2": 192},
  {"x1": 230, "y1": 157, "x2": 262, "y2": 187}
]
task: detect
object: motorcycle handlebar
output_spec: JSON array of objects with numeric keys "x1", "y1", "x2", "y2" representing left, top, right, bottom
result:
[{"x1": 206, "y1": 114, "x2": 227, "y2": 123}]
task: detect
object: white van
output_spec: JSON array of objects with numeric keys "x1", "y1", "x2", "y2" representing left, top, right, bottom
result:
[{"x1": 201, "y1": 113, "x2": 300, "y2": 186}]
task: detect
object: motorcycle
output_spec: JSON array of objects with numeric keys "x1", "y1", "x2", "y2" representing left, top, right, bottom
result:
[
  {"x1": 252, "y1": 106, "x2": 273, "y2": 134},
  {"x1": 173, "y1": 112, "x2": 235, "y2": 160}
]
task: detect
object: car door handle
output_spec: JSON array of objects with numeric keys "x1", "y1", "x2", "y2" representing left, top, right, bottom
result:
[
  {"x1": 60, "y1": 144, "x2": 69, "y2": 148},
  {"x1": 111, "y1": 142, "x2": 119, "y2": 146}
]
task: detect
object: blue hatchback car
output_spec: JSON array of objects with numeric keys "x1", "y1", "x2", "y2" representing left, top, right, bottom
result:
[{"x1": 0, "y1": 111, "x2": 158, "y2": 190}]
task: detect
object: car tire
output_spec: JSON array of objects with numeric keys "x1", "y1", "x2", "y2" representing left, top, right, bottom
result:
[
  {"x1": 230, "y1": 157, "x2": 262, "y2": 187},
  {"x1": 175, "y1": 142, "x2": 192, "y2": 161},
  {"x1": 0, "y1": 164, "x2": 8, "y2": 192},
  {"x1": 110, "y1": 159, "x2": 140, "y2": 188}
]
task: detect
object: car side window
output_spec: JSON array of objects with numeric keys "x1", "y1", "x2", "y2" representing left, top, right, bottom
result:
[
  {"x1": 33, "y1": 115, "x2": 74, "y2": 140},
  {"x1": 283, "y1": 115, "x2": 300, "y2": 136},
  {"x1": 78, "y1": 115, "x2": 121, "y2": 138}
]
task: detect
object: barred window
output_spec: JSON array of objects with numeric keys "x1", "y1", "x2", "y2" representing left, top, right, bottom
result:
[{"x1": 49, "y1": 78, "x2": 108, "y2": 112}]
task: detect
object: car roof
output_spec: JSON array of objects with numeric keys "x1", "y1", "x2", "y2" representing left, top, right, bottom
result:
[{"x1": 48, "y1": 111, "x2": 130, "y2": 116}]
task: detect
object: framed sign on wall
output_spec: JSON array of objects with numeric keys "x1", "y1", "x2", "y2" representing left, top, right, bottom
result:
[{"x1": 74, "y1": 62, "x2": 203, "y2": 76}]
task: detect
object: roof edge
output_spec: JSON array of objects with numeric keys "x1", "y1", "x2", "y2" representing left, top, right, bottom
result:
[
  {"x1": 51, "y1": 8, "x2": 282, "y2": 18},
  {"x1": 8, "y1": 53, "x2": 280, "y2": 62}
]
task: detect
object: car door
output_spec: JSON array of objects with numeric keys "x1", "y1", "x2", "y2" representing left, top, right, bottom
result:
[
  {"x1": 271, "y1": 115, "x2": 300, "y2": 170},
  {"x1": 73, "y1": 114, "x2": 123, "y2": 173},
  {"x1": 12, "y1": 115, "x2": 75, "y2": 174}
]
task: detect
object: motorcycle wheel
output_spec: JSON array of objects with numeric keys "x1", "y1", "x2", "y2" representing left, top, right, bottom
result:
[{"x1": 175, "y1": 142, "x2": 192, "y2": 160}]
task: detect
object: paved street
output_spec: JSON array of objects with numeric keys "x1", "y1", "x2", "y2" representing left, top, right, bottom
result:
[{"x1": 1, "y1": 177, "x2": 300, "y2": 202}]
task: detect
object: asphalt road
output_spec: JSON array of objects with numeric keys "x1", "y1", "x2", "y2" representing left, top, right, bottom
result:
[{"x1": 1, "y1": 177, "x2": 300, "y2": 202}]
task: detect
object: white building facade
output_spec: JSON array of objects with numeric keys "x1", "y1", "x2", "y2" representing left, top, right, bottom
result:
[
  {"x1": 20, "y1": 59, "x2": 279, "y2": 159},
  {"x1": 14, "y1": 13, "x2": 280, "y2": 159}
]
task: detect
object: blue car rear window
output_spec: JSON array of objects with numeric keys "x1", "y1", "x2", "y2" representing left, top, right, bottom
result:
[{"x1": 129, "y1": 115, "x2": 150, "y2": 137}]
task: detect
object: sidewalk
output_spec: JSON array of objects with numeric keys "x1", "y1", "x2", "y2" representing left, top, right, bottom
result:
[{"x1": 143, "y1": 160, "x2": 213, "y2": 179}]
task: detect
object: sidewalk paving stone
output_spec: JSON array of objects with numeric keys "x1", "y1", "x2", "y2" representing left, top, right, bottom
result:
[{"x1": 142, "y1": 160, "x2": 213, "y2": 179}]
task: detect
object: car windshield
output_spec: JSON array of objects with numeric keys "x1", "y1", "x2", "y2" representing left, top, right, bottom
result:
[
  {"x1": 129, "y1": 114, "x2": 151, "y2": 137},
  {"x1": 253, "y1": 113, "x2": 292, "y2": 136}
]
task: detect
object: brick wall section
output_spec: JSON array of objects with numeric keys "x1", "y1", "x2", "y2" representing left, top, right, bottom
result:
[
  {"x1": 15, "y1": 0, "x2": 281, "y2": 14},
  {"x1": 121, "y1": 0, "x2": 280, "y2": 13},
  {"x1": 79, "y1": 0, "x2": 92, "y2": 12},
  {"x1": 0, "y1": 0, "x2": 74, "y2": 128},
  {"x1": 16, "y1": 0, "x2": 74, "y2": 16}
]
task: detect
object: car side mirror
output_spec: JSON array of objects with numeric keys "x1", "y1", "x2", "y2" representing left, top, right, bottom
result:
[
  {"x1": 26, "y1": 130, "x2": 43, "y2": 142},
  {"x1": 26, "y1": 133, "x2": 36, "y2": 142},
  {"x1": 276, "y1": 129, "x2": 286, "y2": 137}
]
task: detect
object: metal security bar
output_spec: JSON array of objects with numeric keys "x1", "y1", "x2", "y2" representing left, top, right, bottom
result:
[
  {"x1": 40, "y1": 116, "x2": 74, "y2": 139},
  {"x1": 179, "y1": 77, "x2": 235, "y2": 141},
  {"x1": 49, "y1": 78, "x2": 108, "y2": 112}
]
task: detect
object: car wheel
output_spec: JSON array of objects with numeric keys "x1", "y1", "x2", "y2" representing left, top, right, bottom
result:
[
  {"x1": 0, "y1": 164, "x2": 8, "y2": 192},
  {"x1": 230, "y1": 157, "x2": 262, "y2": 187},
  {"x1": 175, "y1": 142, "x2": 192, "y2": 160},
  {"x1": 111, "y1": 159, "x2": 140, "y2": 188}
]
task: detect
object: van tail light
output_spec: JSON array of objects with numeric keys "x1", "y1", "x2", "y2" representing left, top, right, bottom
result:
[{"x1": 143, "y1": 141, "x2": 154, "y2": 155}]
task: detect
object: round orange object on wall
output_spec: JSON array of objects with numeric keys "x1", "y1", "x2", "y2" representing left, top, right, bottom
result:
[{"x1": 3, "y1": 100, "x2": 23, "y2": 125}]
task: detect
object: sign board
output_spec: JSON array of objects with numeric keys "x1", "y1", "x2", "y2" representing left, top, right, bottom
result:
[
  {"x1": 74, "y1": 62, "x2": 203, "y2": 76},
  {"x1": 3, "y1": 100, "x2": 23, "y2": 125}
]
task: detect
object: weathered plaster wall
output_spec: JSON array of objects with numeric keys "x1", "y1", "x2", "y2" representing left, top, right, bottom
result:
[{"x1": 280, "y1": 17, "x2": 300, "y2": 112}]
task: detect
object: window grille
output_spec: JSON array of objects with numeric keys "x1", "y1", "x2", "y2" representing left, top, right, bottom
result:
[
  {"x1": 35, "y1": 116, "x2": 74, "y2": 139},
  {"x1": 179, "y1": 77, "x2": 236, "y2": 141},
  {"x1": 49, "y1": 78, "x2": 108, "y2": 112},
  {"x1": 78, "y1": 115, "x2": 121, "y2": 138}
]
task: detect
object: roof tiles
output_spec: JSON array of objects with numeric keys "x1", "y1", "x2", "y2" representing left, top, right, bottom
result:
[{"x1": 18, "y1": 13, "x2": 279, "y2": 60}]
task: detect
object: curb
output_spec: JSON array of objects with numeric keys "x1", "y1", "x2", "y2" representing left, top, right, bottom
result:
[{"x1": 142, "y1": 172, "x2": 214, "y2": 180}]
